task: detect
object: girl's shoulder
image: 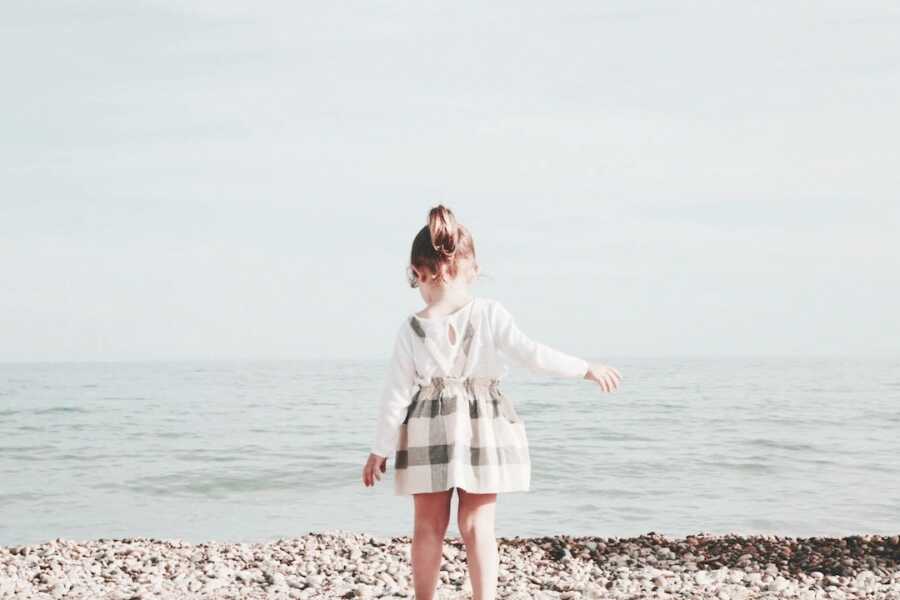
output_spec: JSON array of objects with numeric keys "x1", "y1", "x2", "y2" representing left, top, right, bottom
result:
[
  {"x1": 474, "y1": 296, "x2": 502, "y2": 316},
  {"x1": 477, "y1": 297, "x2": 516, "y2": 329},
  {"x1": 468, "y1": 297, "x2": 512, "y2": 332},
  {"x1": 401, "y1": 296, "x2": 503, "y2": 332},
  {"x1": 406, "y1": 296, "x2": 498, "y2": 319}
]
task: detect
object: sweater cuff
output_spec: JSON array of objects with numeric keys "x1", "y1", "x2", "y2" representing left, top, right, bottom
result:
[
  {"x1": 578, "y1": 360, "x2": 590, "y2": 379},
  {"x1": 371, "y1": 444, "x2": 393, "y2": 458}
]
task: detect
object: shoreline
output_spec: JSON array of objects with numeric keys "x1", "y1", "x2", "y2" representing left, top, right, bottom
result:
[{"x1": 2, "y1": 531, "x2": 898, "y2": 599}]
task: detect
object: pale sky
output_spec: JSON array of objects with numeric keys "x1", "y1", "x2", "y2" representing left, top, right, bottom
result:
[{"x1": 2, "y1": 1, "x2": 899, "y2": 361}]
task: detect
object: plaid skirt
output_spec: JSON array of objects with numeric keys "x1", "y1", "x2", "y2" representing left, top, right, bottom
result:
[{"x1": 393, "y1": 376, "x2": 531, "y2": 495}]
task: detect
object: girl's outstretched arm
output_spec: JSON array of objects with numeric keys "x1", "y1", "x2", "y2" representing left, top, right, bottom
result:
[{"x1": 491, "y1": 300, "x2": 620, "y2": 391}]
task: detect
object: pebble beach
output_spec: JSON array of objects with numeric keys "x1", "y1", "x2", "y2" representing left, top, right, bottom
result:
[{"x1": 2, "y1": 531, "x2": 898, "y2": 599}]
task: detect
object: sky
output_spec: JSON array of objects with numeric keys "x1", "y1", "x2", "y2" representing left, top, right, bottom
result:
[{"x1": 2, "y1": 1, "x2": 899, "y2": 361}]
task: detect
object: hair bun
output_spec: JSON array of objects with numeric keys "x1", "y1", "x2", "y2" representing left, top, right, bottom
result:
[
  {"x1": 408, "y1": 204, "x2": 476, "y2": 288},
  {"x1": 428, "y1": 205, "x2": 458, "y2": 258}
]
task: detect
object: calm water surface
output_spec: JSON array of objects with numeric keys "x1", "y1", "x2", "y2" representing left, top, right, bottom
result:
[{"x1": 1, "y1": 358, "x2": 898, "y2": 546}]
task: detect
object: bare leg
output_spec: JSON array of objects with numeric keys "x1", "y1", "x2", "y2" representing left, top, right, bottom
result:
[
  {"x1": 411, "y1": 488, "x2": 453, "y2": 600},
  {"x1": 457, "y1": 487, "x2": 498, "y2": 600}
]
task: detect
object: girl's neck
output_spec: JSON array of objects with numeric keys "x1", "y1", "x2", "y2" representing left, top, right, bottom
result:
[{"x1": 419, "y1": 285, "x2": 474, "y2": 318}]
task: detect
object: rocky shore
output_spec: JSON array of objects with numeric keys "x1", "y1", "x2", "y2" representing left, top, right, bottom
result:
[{"x1": 2, "y1": 531, "x2": 898, "y2": 599}]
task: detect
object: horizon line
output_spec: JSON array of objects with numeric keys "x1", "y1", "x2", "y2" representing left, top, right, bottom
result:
[{"x1": 1, "y1": 353, "x2": 898, "y2": 365}]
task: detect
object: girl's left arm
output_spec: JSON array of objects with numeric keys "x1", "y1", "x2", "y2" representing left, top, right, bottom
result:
[
  {"x1": 490, "y1": 300, "x2": 590, "y2": 378},
  {"x1": 371, "y1": 321, "x2": 417, "y2": 459},
  {"x1": 490, "y1": 300, "x2": 621, "y2": 391}
]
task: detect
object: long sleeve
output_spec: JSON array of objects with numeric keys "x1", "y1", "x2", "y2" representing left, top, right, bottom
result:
[
  {"x1": 371, "y1": 321, "x2": 417, "y2": 458},
  {"x1": 490, "y1": 300, "x2": 589, "y2": 378}
]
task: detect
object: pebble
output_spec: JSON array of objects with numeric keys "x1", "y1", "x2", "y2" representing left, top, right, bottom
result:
[
  {"x1": 695, "y1": 570, "x2": 713, "y2": 585},
  {"x1": 0, "y1": 532, "x2": 898, "y2": 599}
]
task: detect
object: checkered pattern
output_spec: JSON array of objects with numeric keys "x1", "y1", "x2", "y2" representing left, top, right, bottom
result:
[{"x1": 393, "y1": 376, "x2": 531, "y2": 495}]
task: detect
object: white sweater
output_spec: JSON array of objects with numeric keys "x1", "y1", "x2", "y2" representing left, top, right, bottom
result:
[{"x1": 371, "y1": 296, "x2": 589, "y2": 458}]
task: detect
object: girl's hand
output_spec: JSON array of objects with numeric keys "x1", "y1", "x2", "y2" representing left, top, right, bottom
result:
[
  {"x1": 584, "y1": 363, "x2": 621, "y2": 392},
  {"x1": 363, "y1": 453, "x2": 388, "y2": 487}
]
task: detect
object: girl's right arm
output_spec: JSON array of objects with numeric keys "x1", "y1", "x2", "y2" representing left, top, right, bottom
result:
[{"x1": 370, "y1": 320, "x2": 417, "y2": 459}]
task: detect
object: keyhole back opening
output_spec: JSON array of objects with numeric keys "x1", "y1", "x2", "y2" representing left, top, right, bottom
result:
[{"x1": 447, "y1": 322, "x2": 458, "y2": 346}]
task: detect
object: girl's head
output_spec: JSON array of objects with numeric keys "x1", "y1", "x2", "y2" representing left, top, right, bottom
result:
[{"x1": 408, "y1": 205, "x2": 478, "y2": 293}]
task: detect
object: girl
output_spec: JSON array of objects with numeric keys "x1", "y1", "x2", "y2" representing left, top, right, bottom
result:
[{"x1": 362, "y1": 205, "x2": 621, "y2": 600}]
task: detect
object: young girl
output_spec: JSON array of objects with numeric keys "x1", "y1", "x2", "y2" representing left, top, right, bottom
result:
[{"x1": 362, "y1": 205, "x2": 621, "y2": 600}]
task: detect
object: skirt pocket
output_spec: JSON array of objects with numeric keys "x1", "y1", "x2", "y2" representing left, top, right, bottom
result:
[{"x1": 490, "y1": 386, "x2": 522, "y2": 424}]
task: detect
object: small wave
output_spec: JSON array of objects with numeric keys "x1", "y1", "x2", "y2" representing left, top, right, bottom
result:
[
  {"x1": 33, "y1": 406, "x2": 90, "y2": 415},
  {"x1": 793, "y1": 456, "x2": 837, "y2": 466},
  {"x1": 598, "y1": 432, "x2": 655, "y2": 443},
  {"x1": 0, "y1": 444, "x2": 58, "y2": 458},
  {"x1": 174, "y1": 453, "x2": 242, "y2": 463},
  {"x1": 51, "y1": 452, "x2": 116, "y2": 462},
  {"x1": 612, "y1": 505, "x2": 654, "y2": 515},
  {"x1": 696, "y1": 457, "x2": 777, "y2": 473},
  {"x1": 0, "y1": 492, "x2": 46, "y2": 503},
  {"x1": 746, "y1": 517, "x2": 792, "y2": 531},
  {"x1": 156, "y1": 431, "x2": 198, "y2": 440},
  {"x1": 583, "y1": 488, "x2": 645, "y2": 499},
  {"x1": 858, "y1": 462, "x2": 900, "y2": 474},
  {"x1": 106, "y1": 468, "x2": 308, "y2": 498},
  {"x1": 727, "y1": 461, "x2": 776, "y2": 473},
  {"x1": 0, "y1": 444, "x2": 57, "y2": 451},
  {"x1": 653, "y1": 402, "x2": 688, "y2": 410},
  {"x1": 744, "y1": 438, "x2": 820, "y2": 453}
]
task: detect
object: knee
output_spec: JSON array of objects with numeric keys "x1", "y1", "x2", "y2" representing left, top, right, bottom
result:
[
  {"x1": 457, "y1": 512, "x2": 492, "y2": 546},
  {"x1": 457, "y1": 489, "x2": 497, "y2": 545}
]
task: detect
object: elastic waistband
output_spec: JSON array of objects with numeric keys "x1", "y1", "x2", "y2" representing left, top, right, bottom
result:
[{"x1": 421, "y1": 376, "x2": 500, "y2": 389}]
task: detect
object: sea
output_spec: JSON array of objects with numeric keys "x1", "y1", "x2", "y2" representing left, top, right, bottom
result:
[{"x1": 1, "y1": 358, "x2": 898, "y2": 547}]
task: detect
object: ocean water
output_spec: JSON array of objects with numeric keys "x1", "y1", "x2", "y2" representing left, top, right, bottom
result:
[{"x1": 1, "y1": 358, "x2": 898, "y2": 547}]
